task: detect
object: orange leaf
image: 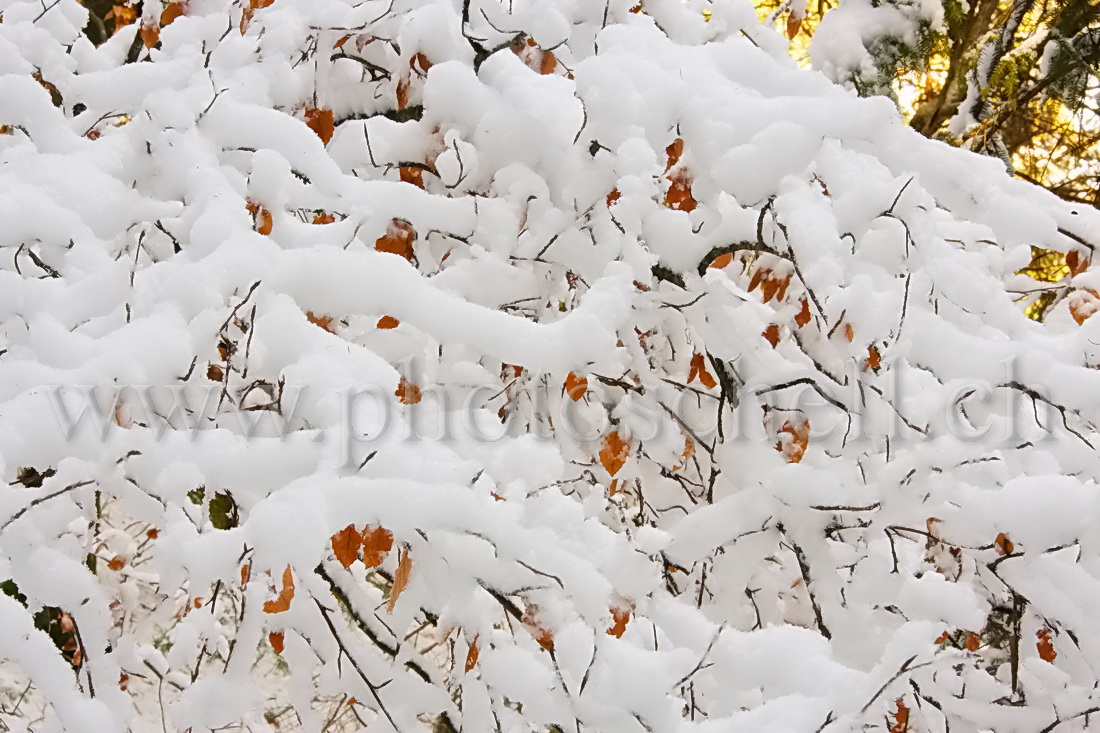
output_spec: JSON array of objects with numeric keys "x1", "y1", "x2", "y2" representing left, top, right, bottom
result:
[
  {"x1": 71, "y1": 648, "x2": 82, "y2": 668},
  {"x1": 263, "y1": 566, "x2": 295, "y2": 614},
  {"x1": 775, "y1": 418, "x2": 810, "y2": 463},
  {"x1": 334, "y1": 34, "x2": 351, "y2": 48},
  {"x1": 565, "y1": 372, "x2": 588, "y2": 401},
  {"x1": 161, "y1": 1, "x2": 186, "y2": 26},
  {"x1": 1069, "y1": 288, "x2": 1100, "y2": 325},
  {"x1": 844, "y1": 323, "x2": 854, "y2": 342},
  {"x1": 146, "y1": 528, "x2": 159, "y2": 539},
  {"x1": 207, "y1": 364, "x2": 224, "y2": 382},
  {"x1": 539, "y1": 49, "x2": 557, "y2": 75},
  {"x1": 110, "y1": 5, "x2": 137, "y2": 30},
  {"x1": 387, "y1": 549, "x2": 411, "y2": 612},
  {"x1": 396, "y1": 77, "x2": 410, "y2": 111},
  {"x1": 775, "y1": 274, "x2": 792, "y2": 302},
  {"x1": 600, "y1": 431, "x2": 630, "y2": 476},
  {"x1": 1066, "y1": 250, "x2": 1089, "y2": 276},
  {"x1": 607, "y1": 607, "x2": 631, "y2": 638},
  {"x1": 411, "y1": 52, "x2": 433, "y2": 73},
  {"x1": 795, "y1": 298, "x2": 811, "y2": 328},
  {"x1": 522, "y1": 605, "x2": 555, "y2": 651},
  {"x1": 688, "y1": 353, "x2": 717, "y2": 389},
  {"x1": 465, "y1": 636, "x2": 480, "y2": 672},
  {"x1": 889, "y1": 698, "x2": 908, "y2": 733},
  {"x1": 965, "y1": 631, "x2": 981, "y2": 652},
  {"x1": 246, "y1": 201, "x2": 273, "y2": 235},
  {"x1": 748, "y1": 266, "x2": 770, "y2": 293},
  {"x1": 864, "y1": 345, "x2": 881, "y2": 371},
  {"x1": 241, "y1": 563, "x2": 251, "y2": 585},
  {"x1": 665, "y1": 169, "x2": 696, "y2": 212},
  {"x1": 375, "y1": 219, "x2": 416, "y2": 261},
  {"x1": 377, "y1": 316, "x2": 400, "y2": 329},
  {"x1": 934, "y1": 631, "x2": 950, "y2": 645},
  {"x1": 108, "y1": 556, "x2": 126, "y2": 571},
  {"x1": 119, "y1": 673, "x2": 130, "y2": 690},
  {"x1": 399, "y1": 166, "x2": 425, "y2": 188},
  {"x1": 331, "y1": 524, "x2": 361, "y2": 569},
  {"x1": 304, "y1": 108, "x2": 334, "y2": 145},
  {"x1": 269, "y1": 631, "x2": 285, "y2": 654},
  {"x1": 629, "y1": 3, "x2": 643, "y2": 12},
  {"x1": 140, "y1": 23, "x2": 160, "y2": 48},
  {"x1": 606, "y1": 189, "x2": 621, "y2": 207},
  {"x1": 994, "y1": 532, "x2": 1014, "y2": 556},
  {"x1": 786, "y1": 12, "x2": 803, "y2": 40},
  {"x1": 763, "y1": 324, "x2": 780, "y2": 347},
  {"x1": 396, "y1": 377, "x2": 422, "y2": 405},
  {"x1": 306, "y1": 311, "x2": 336, "y2": 333},
  {"x1": 1037, "y1": 628, "x2": 1057, "y2": 662},
  {"x1": 665, "y1": 138, "x2": 684, "y2": 171},
  {"x1": 761, "y1": 275, "x2": 780, "y2": 303},
  {"x1": 312, "y1": 212, "x2": 336, "y2": 224},
  {"x1": 361, "y1": 526, "x2": 394, "y2": 568},
  {"x1": 682, "y1": 436, "x2": 696, "y2": 463},
  {"x1": 710, "y1": 252, "x2": 733, "y2": 269}
]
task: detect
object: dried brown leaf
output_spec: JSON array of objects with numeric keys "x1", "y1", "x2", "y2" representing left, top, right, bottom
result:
[
  {"x1": 600, "y1": 431, "x2": 630, "y2": 476},
  {"x1": 387, "y1": 549, "x2": 411, "y2": 612},
  {"x1": 361, "y1": 526, "x2": 394, "y2": 568},
  {"x1": 263, "y1": 566, "x2": 295, "y2": 614},
  {"x1": 331, "y1": 524, "x2": 361, "y2": 568}
]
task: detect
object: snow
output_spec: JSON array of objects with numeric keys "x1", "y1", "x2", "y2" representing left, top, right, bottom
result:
[{"x1": 1, "y1": 0, "x2": 1100, "y2": 730}]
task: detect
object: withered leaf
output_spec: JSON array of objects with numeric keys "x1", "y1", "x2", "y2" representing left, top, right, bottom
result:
[
  {"x1": 607, "y1": 607, "x2": 631, "y2": 638},
  {"x1": 600, "y1": 431, "x2": 630, "y2": 476},
  {"x1": 786, "y1": 13, "x2": 803, "y2": 40},
  {"x1": 776, "y1": 418, "x2": 810, "y2": 463},
  {"x1": 665, "y1": 169, "x2": 696, "y2": 212},
  {"x1": 1037, "y1": 628, "x2": 1057, "y2": 662},
  {"x1": 688, "y1": 353, "x2": 717, "y2": 389},
  {"x1": 304, "y1": 108, "x2": 334, "y2": 145},
  {"x1": 565, "y1": 372, "x2": 588, "y2": 401},
  {"x1": 162, "y1": 2, "x2": 186, "y2": 25},
  {"x1": 399, "y1": 166, "x2": 425, "y2": 188},
  {"x1": 140, "y1": 23, "x2": 160, "y2": 48},
  {"x1": 375, "y1": 218, "x2": 416, "y2": 261},
  {"x1": 387, "y1": 549, "x2": 411, "y2": 612},
  {"x1": 795, "y1": 298, "x2": 812, "y2": 328},
  {"x1": 763, "y1": 324, "x2": 780, "y2": 348},
  {"x1": 361, "y1": 526, "x2": 394, "y2": 568},
  {"x1": 377, "y1": 316, "x2": 400, "y2": 329},
  {"x1": 269, "y1": 631, "x2": 284, "y2": 654},
  {"x1": 865, "y1": 345, "x2": 881, "y2": 371},
  {"x1": 396, "y1": 377, "x2": 422, "y2": 405},
  {"x1": 889, "y1": 698, "x2": 908, "y2": 733},
  {"x1": 306, "y1": 311, "x2": 337, "y2": 334},
  {"x1": 465, "y1": 636, "x2": 479, "y2": 672},
  {"x1": 710, "y1": 252, "x2": 733, "y2": 269},
  {"x1": 263, "y1": 566, "x2": 295, "y2": 614},
  {"x1": 539, "y1": 49, "x2": 557, "y2": 75},
  {"x1": 331, "y1": 524, "x2": 360, "y2": 569},
  {"x1": 665, "y1": 138, "x2": 684, "y2": 171}
]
